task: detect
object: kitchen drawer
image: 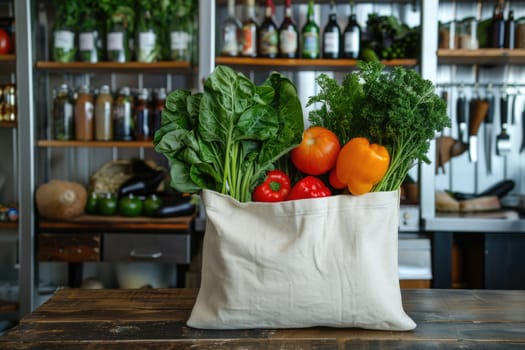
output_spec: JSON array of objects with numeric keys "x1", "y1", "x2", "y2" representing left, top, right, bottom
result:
[
  {"x1": 103, "y1": 233, "x2": 191, "y2": 264},
  {"x1": 38, "y1": 233, "x2": 101, "y2": 262}
]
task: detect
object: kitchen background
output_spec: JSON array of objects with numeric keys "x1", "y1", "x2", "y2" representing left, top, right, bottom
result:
[{"x1": 0, "y1": 0, "x2": 524, "y2": 332}]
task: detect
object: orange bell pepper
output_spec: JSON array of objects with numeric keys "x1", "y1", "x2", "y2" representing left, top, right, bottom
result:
[{"x1": 335, "y1": 137, "x2": 390, "y2": 195}]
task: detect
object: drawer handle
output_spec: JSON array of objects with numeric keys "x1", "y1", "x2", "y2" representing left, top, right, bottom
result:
[{"x1": 129, "y1": 250, "x2": 163, "y2": 259}]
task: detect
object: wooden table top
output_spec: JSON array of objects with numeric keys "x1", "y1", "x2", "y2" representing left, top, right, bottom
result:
[{"x1": 0, "y1": 288, "x2": 524, "y2": 349}]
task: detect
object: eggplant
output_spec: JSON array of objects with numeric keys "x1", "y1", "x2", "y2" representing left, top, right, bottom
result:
[
  {"x1": 118, "y1": 159, "x2": 166, "y2": 197},
  {"x1": 150, "y1": 195, "x2": 197, "y2": 218}
]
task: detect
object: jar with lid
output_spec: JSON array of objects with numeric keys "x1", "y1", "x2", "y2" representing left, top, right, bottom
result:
[
  {"x1": 78, "y1": 11, "x2": 103, "y2": 62},
  {"x1": 134, "y1": 89, "x2": 153, "y2": 141},
  {"x1": 2, "y1": 84, "x2": 16, "y2": 122},
  {"x1": 74, "y1": 86, "x2": 94, "y2": 141},
  {"x1": 107, "y1": 14, "x2": 130, "y2": 62},
  {"x1": 53, "y1": 26, "x2": 76, "y2": 62},
  {"x1": 438, "y1": 21, "x2": 453, "y2": 49},
  {"x1": 457, "y1": 17, "x2": 478, "y2": 49},
  {"x1": 516, "y1": 17, "x2": 525, "y2": 48},
  {"x1": 95, "y1": 85, "x2": 113, "y2": 141},
  {"x1": 169, "y1": 9, "x2": 192, "y2": 61},
  {"x1": 152, "y1": 88, "x2": 166, "y2": 134},
  {"x1": 53, "y1": 84, "x2": 74, "y2": 140},
  {"x1": 113, "y1": 87, "x2": 134, "y2": 141}
]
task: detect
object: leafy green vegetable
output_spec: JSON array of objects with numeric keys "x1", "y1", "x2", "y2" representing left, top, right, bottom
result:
[
  {"x1": 308, "y1": 61, "x2": 450, "y2": 192},
  {"x1": 154, "y1": 65, "x2": 304, "y2": 202}
]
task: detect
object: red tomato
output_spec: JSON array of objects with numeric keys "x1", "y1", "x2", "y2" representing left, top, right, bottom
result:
[
  {"x1": 290, "y1": 126, "x2": 341, "y2": 175},
  {"x1": 0, "y1": 29, "x2": 12, "y2": 55}
]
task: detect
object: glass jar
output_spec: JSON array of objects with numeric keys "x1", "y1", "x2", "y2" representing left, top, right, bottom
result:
[
  {"x1": 53, "y1": 26, "x2": 76, "y2": 62},
  {"x1": 107, "y1": 15, "x2": 130, "y2": 63},
  {"x1": 2, "y1": 84, "x2": 16, "y2": 122},
  {"x1": 169, "y1": 13, "x2": 192, "y2": 61},
  {"x1": 134, "y1": 88, "x2": 152, "y2": 141},
  {"x1": 457, "y1": 17, "x2": 478, "y2": 49},
  {"x1": 52, "y1": 84, "x2": 74, "y2": 140},
  {"x1": 95, "y1": 85, "x2": 114, "y2": 141},
  {"x1": 78, "y1": 11, "x2": 103, "y2": 63},
  {"x1": 516, "y1": 17, "x2": 525, "y2": 49},
  {"x1": 438, "y1": 21, "x2": 453, "y2": 49},
  {"x1": 74, "y1": 86, "x2": 94, "y2": 141},
  {"x1": 113, "y1": 87, "x2": 134, "y2": 141}
]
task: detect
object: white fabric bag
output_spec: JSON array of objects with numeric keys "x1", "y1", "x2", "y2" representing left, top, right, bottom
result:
[{"x1": 187, "y1": 189, "x2": 416, "y2": 331}]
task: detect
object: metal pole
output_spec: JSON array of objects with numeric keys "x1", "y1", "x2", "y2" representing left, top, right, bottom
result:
[{"x1": 15, "y1": 0, "x2": 36, "y2": 316}]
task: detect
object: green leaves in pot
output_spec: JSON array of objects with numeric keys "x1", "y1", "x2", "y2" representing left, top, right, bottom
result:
[{"x1": 154, "y1": 65, "x2": 304, "y2": 202}]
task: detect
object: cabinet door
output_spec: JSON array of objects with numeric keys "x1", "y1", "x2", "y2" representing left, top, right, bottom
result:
[{"x1": 485, "y1": 233, "x2": 525, "y2": 289}]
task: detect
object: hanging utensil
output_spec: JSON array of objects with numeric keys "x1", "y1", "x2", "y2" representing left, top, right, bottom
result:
[
  {"x1": 468, "y1": 97, "x2": 489, "y2": 162},
  {"x1": 520, "y1": 110, "x2": 525, "y2": 153},
  {"x1": 456, "y1": 91, "x2": 468, "y2": 145},
  {"x1": 484, "y1": 93, "x2": 495, "y2": 174},
  {"x1": 496, "y1": 92, "x2": 512, "y2": 156}
]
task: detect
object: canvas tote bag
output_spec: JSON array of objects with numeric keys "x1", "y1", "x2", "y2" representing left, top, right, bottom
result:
[{"x1": 187, "y1": 189, "x2": 416, "y2": 331}]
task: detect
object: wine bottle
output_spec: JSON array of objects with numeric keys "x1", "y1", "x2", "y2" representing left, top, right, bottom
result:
[
  {"x1": 322, "y1": 1, "x2": 341, "y2": 58},
  {"x1": 241, "y1": 0, "x2": 258, "y2": 57},
  {"x1": 491, "y1": 2, "x2": 505, "y2": 48},
  {"x1": 342, "y1": 1, "x2": 361, "y2": 58},
  {"x1": 505, "y1": 10, "x2": 516, "y2": 49},
  {"x1": 278, "y1": 0, "x2": 298, "y2": 58},
  {"x1": 301, "y1": 0, "x2": 320, "y2": 59},
  {"x1": 221, "y1": 0, "x2": 242, "y2": 56},
  {"x1": 259, "y1": 0, "x2": 279, "y2": 58}
]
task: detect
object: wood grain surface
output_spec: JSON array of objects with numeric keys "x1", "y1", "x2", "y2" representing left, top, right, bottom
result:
[{"x1": 0, "y1": 288, "x2": 524, "y2": 349}]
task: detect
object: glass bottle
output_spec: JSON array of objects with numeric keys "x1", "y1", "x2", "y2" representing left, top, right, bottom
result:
[
  {"x1": 505, "y1": 10, "x2": 516, "y2": 49},
  {"x1": 95, "y1": 85, "x2": 113, "y2": 141},
  {"x1": 152, "y1": 88, "x2": 166, "y2": 134},
  {"x1": 301, "y1": 0, "x2": 320, "y2": 59},
  {"x1": 134, "y1": 88, "x2": 153, "y2": 141},
  {"x1": 322, "y1": 1, "x2": 341, "y2": 59},
  {"x1": 221, "y1": 0, "x2": 242, "y2": 56},
  {"x1": 258, "y1": 0, "x2": 278, "y2": 58},
  {"x1": 491, "y1": 3, "x2": 505, "y2": 48},
  {"x1": 3, "y1": 84, "x2": 16, "y2": 122},
  {"x1": 169, "y1": 9, "x2": 192, "y2": 61},
  {"x1": 74, "y1": 86, "x2": 94, "y2": 141},
  {"x1": 137, "y1": 10, "x2": 158, "y2": 62},
  {"x1": 241, "y1": 0, "x2": 258, "y2": 57},
  {"x1": 113, "y1": 87, "x2": 134, "y2": 141},
  {"x1": 342, "y1": 1, "x2": 361, "y2": 58},
  {"x1": 107, "y1": 14, "x2": 130, "y2": 62},
  {"x1": 53, "y1": 26, "x2": 76, "y2": 62},
  {"x1": 278, "y1": 0, "x2": 298, "y2": 58},
  {"x1": 52, "y1": 84, "x2": 74, "y2": 140},
  {"x1": 78, "y1": 11, "x2": 102, "y2": 63}
]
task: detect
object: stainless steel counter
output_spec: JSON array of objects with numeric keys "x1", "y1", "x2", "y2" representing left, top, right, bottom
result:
[{"x1": 423, "y1": 212, "x2": 525, "y2": 232}]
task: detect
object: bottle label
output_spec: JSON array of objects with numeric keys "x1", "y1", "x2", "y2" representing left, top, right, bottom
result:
[
  {"x1": 79, "y1": 32, "x2": 95, "y2": 50},
  {"x1": 260, "y1": 29, "x2": 278, "y2": 55},
  {"x1": 171, "y1": 31, "x2": 189, "y2": 50},
  {"x1": 280, "y1": 30, "x2": 297, "y2": 54},
  {"x1": 222, "y1": 25, "x2": 239, "y2": 54},
  {"x1": 242, "y1": 26, "x2": 257, "y2": 56},
  {"x1": 54, "y1": 30, "x2": 74, "y2": 50},
  {"x1": 303, "y1": 32, "x2": 319, "y2": 56},
  {"x1": 139, "y1": 32, "x2": 156, "y2": 51},
  {"x1": 323, "y1": 32, "x2": 339, "y2": 53},
  {"x1": 344, "y1": 30, "x2": 359, "y2": 56},
  {"x1": 107, "y1": 32, "x2": 124, "y2": 51}
]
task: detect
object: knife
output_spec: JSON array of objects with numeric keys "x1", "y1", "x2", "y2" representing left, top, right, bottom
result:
[
  {"x1": 468, "y1": 98, "x2": 489, "y2": 163},
  {"x1": 484, "y1": 95, "x2": 495, "y2": 173},
  {"x1": 457, "y1": 94, "x2": 468, "y2": 145}
]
